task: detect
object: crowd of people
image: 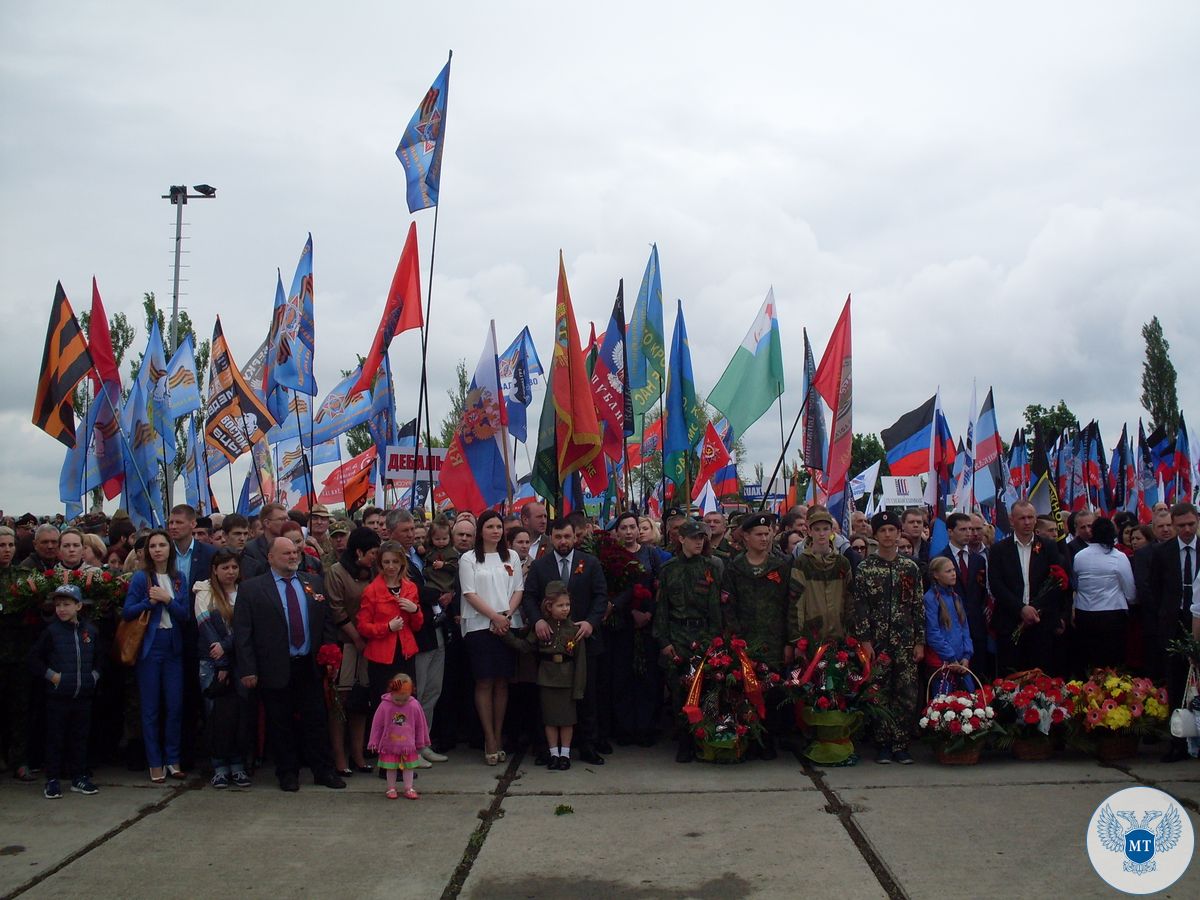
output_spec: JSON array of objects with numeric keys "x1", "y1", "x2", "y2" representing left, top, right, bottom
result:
[{"x1": 1, "y1": 494, "x2": 1196, "y2": 800}]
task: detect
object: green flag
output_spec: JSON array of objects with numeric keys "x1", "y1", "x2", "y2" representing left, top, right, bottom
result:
[
  {"x1": 707, "y1": 288, "x2": 784, "y2": 439},
  {"x1": 628, "y1": 244, "x2": 665, "y2": 418}
]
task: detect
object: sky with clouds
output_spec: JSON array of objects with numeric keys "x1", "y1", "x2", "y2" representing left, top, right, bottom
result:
[{"x1": 1, "y1": 2, "x2": 1197, "y2": 515}]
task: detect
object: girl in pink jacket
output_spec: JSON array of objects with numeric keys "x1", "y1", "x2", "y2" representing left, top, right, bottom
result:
[{"x1": 368, "y1": 673, "x2": 430, "y2": 800}]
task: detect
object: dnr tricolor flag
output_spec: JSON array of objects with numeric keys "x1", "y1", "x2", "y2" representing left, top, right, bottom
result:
[{"x1": 33, "y1": 282, "x2": 94, "y2": 447}]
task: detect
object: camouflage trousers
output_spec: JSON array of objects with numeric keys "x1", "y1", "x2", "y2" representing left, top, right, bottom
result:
[{"x1": 869, "y1": 646, "x2": 919, "y2": 750}]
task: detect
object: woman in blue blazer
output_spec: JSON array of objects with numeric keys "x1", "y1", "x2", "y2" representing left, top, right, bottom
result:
[{"x1": 123, "y1": 529, "x2": 189, "y2": 783}]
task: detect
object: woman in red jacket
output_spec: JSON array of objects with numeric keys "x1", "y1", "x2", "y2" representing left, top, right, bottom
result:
[{"x1": 356, "y1": 541, "x2": 424, "y2": 716}]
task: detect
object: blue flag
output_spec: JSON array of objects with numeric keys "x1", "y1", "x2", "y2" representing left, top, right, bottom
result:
[
  {"x1": 396, "y1": 58, "x2": 451, "y2": 213},
  {"x1": 368, "y1": 355, "x2": 396, "y2": 458},
  {"x1": 183, "y1": 417, "x2": 213, "y2": 514},
  {"x1": 274, "y1": 365, "x2": 375, "y2": 446},
  {"x1": 121, "y1": 377, "x2": 164, "y2": 528},
  {"x1": 59, "y1": 404, "x2": 95, "y2": 508},
  {"x1": 628, "y1": 244, "x2": 665, "y2": 417},
  {"x1": 263, "y1": 272, "x2": 292, "y2": 423},
  {"x1": 498, "y1": 327, "x2": 543, "y2": 443},
  {"x1": 663, "y1": 301, "x2": 702, "y2": 494},
  {"x1": 270, "y1": 234, "x2": 317, "y2": 395},
  {"x1": 166, "y1": 333, "x2": 203, "y2": 419},
  {"x1": 136, "y1": 321, "x2": 176, "y2": 467}
]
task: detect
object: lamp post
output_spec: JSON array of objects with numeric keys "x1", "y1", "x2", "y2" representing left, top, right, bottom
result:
[{"x1": 161, "y1": 184, "x2": 217, "y2": 355}]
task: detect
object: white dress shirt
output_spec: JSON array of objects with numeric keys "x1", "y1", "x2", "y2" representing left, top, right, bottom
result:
[
  {"x1": 1072, "y1": 544, "x2": 1135, "y2": 612},
  {"x1": 1015, "y1": 536, "x2": 1034, "y2": 605}
]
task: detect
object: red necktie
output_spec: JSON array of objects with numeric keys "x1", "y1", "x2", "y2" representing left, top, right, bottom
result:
[
  {"x1": 958, "y1": 550, "x2": 969, "y2": 586},
  {"x1": 285, "y1": 578, "x2": 305, "y2": 650}
]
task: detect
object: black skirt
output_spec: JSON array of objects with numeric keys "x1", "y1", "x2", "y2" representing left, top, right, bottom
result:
[{"x1": 464, "y1": 629, "x2": 516, "y2": 680}]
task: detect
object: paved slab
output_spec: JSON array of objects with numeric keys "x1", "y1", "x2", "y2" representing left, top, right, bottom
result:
[
  {"x1": 507, "y1": 744, "x2": 816, "y2": 796},
  {"x1": 845, "y1": 781, "x2": 1200, "y2": 900},
  {"x1": 19, "y1": 787, "x2": 485, "y2": 899},
  {"x1": 815, "y1": 742, "x2": 1136, "y2": 790},
  {"x1": 461, "y1": 789, "x2": 885, "y2": 899},
  {"x1": 0, "y1": 781, "x2": 172, "y2": 897}
]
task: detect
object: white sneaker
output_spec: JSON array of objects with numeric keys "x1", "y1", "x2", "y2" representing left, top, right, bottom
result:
[
  {"x1": 420, "y1": 747, "x2": 448, "y2": 763},
  {"x1": 414, "y1": 756, "x2": 433, "y2": 768}
]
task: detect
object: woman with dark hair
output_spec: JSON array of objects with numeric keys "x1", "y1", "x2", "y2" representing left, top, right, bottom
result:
[
  {"x1": 194, "y1": 549, "x2": 252, "y2": 788},
  {"x1": 457, "y1": 509, "x2": 523, "y2": 764},
  {"x1": 1072, "y1": 516, "x2": 1136, "y2": 673},
  {"x1": 325, "y1": 526, "x2": 381, "y2": 775},
  {"x1": 122, "y1": 528, "x2": 189, "y2": 783}
]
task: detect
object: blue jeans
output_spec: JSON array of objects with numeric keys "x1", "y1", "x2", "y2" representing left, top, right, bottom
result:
[{"x1": 137, "y1": 629, "x2": 183, "y2": 768}]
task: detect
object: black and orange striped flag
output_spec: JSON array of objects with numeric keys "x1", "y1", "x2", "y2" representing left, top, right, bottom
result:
[{"x1": 32, "y1": 282, "x2": 94, "y2": 447}]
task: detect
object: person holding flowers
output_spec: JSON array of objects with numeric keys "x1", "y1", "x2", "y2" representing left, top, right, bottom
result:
[
  {"x1": 654, "y1": 520, "x2": 725, "y2": 763},
  {"x1": 855, "y1": 510, "x2": 924, "y2": 765},
  {"x1": 722, "y1": 512, "x2": 791, "y2": 759}
]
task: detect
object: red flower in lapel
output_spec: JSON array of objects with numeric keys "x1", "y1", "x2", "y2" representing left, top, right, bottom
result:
[
  {"x1": 504, "y1": 564, "x2": 514, "y2": 576},
  {"x1": 574, "y1": 562, "x2": 584, "y2": 575},
  {"x1": 1032, "y1": 542, "x2": 1042, "y2": 555}
]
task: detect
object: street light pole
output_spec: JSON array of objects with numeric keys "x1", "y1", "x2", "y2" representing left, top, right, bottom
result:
[{"x1": 161, "y1": 184, "x2": 217, "y2": 355}]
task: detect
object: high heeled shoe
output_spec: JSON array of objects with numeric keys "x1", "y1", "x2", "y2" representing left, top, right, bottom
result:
[
  {"x1": 149, "y1": 767, "x2": 166, "y2": 784},
  {"x1": 165, "y1": 764, "x2": 187, "y2": 780}
]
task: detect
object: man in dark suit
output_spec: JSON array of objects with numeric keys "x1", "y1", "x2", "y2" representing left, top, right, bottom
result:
[
  {"x1": 1135, "y1": 510, "x2": 1176, "y2": 679},
  {"x1": 240, "y1": 503, "x2": 290, "y2": 580},
  {"x1": 1149, "y1": 502, "x2": 1198, "y2": 762},
  {"x1": 167, "y1": 503, "x2": 217, "y2": 769},
  {"x1": 936, "y1": 513, "x2": 992, "y2": 678},
  {"x1": 521, "y1": 518, "x2": 608, "y2": 765},
  {"x1": 234, "y1": 536, "x2": 345, "y2": 791},
  {"x1": 989, "y1": 500, "x2": 1069, "y2": 675}
]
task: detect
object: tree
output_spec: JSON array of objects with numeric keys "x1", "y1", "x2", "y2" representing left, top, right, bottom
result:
[
  {"x1": 437, "y1": 359, "x2": 470, "y2": 447},
  {"x1": 1023, "y1": 400, "x2": 1078, "y2": 441},
  {"x1": 1140, "y1": 316, "x2": 1179, "y2": 435},
  {"x1": 850, "y1": 432, "x2": 888, "y2": 479}
]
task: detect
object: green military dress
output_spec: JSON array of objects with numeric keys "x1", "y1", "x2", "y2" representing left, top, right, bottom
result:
[
  {"x1": 721, "y1": 552, "x2": 791, "y2": 670},
  {"x1": 503, "y1": 620, "x2": 587, "y2": 726},
  {"x1": 653, "y1": 553, "x2": 725, "y2": 714}
]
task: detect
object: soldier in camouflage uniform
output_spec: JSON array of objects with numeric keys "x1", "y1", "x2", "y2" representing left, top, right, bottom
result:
[
  {"x1": 703, "y1": 511, "x2": 733, "y2": 561},
  {"x1": 721, "y1": 513, "x2": 790, "y2": 758},
  {"x1": 855, "y1": 510, "x2": 925, "y2": 765},
  {"x1": 653, "y1": 521, "x2": 725, "y2": 762}
]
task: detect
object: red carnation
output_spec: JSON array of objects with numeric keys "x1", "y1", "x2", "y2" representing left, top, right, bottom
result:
[
  {"x1": 1023, "y1": 708, "x2": 1041, "y2": 725},
  {"x1": 969, "y1": 716, "x2": 982, "y2": 729},
  {"x1": 769, "y1": 673, "x2": 781, "y2": 684},
  {"x1": 845, "y1": 636, "x2": 858, "y2": 648},
  {"x1": 735, "y1": 725, "x2": 748, "y2": 736},
  {"x1": 731, "y1": 638, "x2": 747, "y2": 650},
  {"x1": 876, "y1": 652, "x2": 891, "y2": 666},
  {"x1": 948, "y1": 719, "x2": 962, "y2": 734},
  {"x1": 835, "y1": 650, "x2": 849, "y2": 663},
  {"x1": 797, "y1": 638, "x2": 809, "y2": 652},
  {"x1": 694, "y1": 728, "x2": 706, "y2": 739},
  {"x1": 712, "y1": 636, "x2": 724, "y2": 648},
  {"x1": 683, "y1": 705, "x2": 703, "y2": 724},
  {"x1": 816, "y1": 696, "x2": 831, "y2": 710}
]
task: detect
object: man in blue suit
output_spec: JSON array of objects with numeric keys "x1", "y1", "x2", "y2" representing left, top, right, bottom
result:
[
  {"x1": 936, "y1": 513, "x2": 992, "y2": 679},
  {"x1": 167, "y1": 503, "x2": 217, "y2": 769}
]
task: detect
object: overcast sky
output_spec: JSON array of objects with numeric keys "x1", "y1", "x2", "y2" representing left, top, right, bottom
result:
[{"x1": 1, "y1": 2, "x2": 1197, "y2": 515}]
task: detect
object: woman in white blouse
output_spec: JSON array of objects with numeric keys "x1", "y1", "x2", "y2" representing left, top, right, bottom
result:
[
  {"x1": 457, "y1": 510, "x2": 524, "y2": 765},
  {"x1": 1073, "y1": 517, "x2": 1136, "y2": 672}
]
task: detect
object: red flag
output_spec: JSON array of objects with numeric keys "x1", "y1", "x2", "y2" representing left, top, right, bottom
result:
[
  {"x1": 352, "y1": 223, "x2": 422, "y2": 397},
  {"x1": 317, "y1": 446, "x2": 377, "y2": 505},
  {"x1": 626, "y1": 418, "x2": 662, "y2": 468},
  {"x1": 812, "y1": 296, "x2": 852, "y2": 502},
  {"x1": 88, "y1": 278, "x2": 125, "y2": 499},
  {"x1": 551, "y1": 253, "x2": 602, "y2": 486},
  {"x1": 691, "y1": 421, "x2": 731, "y2": 501}
]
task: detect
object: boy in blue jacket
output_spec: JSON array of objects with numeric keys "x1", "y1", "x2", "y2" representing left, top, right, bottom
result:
[{"x1": 28, "y1": 585, "x2": 102, "y2": 799}]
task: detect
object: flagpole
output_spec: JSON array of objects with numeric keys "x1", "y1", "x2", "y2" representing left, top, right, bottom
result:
[
  {"x1": 777, "y1": 389, "x2": 786, "y2": 462},
  {"x1": 294, "y1": 404, "x2": 313, "y2": 503},
  {"x1": 761, "y1": 401, "x2": 807, "y2": 512},
  {"x1": 657, "y1": 398, "x2": 666, "y2": 513},
  {"x1": 228, "y1": 465, "x2": 236, "y2": 514}
]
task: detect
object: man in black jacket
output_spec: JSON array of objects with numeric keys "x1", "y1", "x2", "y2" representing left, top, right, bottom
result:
[
  {"x1": 239, "y1": 503, "x2": 290, "y2": 580},
  {"x1": 1149, "y1": 502, "x2": 1198, "y2": 762},
  {"x1": 522, "y1": 518, "x2": 608, "y2": 765},
  {"x1": 234, "y1": 537, "x2": 344, "y2": 792},
  {"x1": 989, "y1": 500, "x2": 1068, "y2": 675}
]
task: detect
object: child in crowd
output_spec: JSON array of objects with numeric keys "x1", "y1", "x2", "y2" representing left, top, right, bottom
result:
[
  {"x1": 923, "y1": 557, "x2": 974, "y2": 691},
  {"x1": 422, "y1": 518, "x2": 460, "y2": 596},
  {"x1": 503, "y1": 582, "x2": 587, "y2": 770},
  {"x1": 28, "y1": 585, "x2": 101, "y2": 799},
  {"x1": 368, "y1": 673, "x2": 430, "y2": 800}
]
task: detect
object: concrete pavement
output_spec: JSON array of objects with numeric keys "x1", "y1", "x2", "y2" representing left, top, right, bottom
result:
[{"x1": 2, "y1": 742, "x2": 1198, "y2": 898}]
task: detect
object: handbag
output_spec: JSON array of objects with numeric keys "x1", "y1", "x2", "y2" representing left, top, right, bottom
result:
[
  {"x1": 112, "y1": 610, "x2": 151, "y2": 667},
  {"x1": 1169, "y1": 663, "x2": 1200, "y2": 739}
]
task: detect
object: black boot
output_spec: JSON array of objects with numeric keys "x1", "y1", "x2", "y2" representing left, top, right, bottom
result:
[{"x1": 675, "y1": 735, "x2": 695, "y2": 763}]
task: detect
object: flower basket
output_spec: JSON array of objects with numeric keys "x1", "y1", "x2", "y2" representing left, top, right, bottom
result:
[
  {"x1": 696, "y1": 734, "x2": 746, "y2": 764},
  {"x1": 920, "y1": 664, "x2": 995, "y2": 765},
  {"x1": 935, "y1": 744, "x2": 982, "y2": 765},
  {"x1": 1095, "y1": 732, "x2": 1139, "y2": 763},
  {"x1": 800, "y1": 707, "x2": 862, "y2": 766},
  {"x1": 1012, "y1": 735, "x2": 1055, "y2": 761}
]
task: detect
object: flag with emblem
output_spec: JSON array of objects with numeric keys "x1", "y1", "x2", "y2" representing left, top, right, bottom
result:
[
  {"x1": 663, "y1": 300, "x2": 704, "y2": 495},
  {"x1": 205, "y1": 317, "x2": 277, "y2": 463},
  {"x1": 439, "y1": 321, "x2": 512, "y2": 512},
  {"x1": 628, "y1": 244, "x2": 665, "y2": 419},
  {"x1": 396, "y1": 56, "x2": 451, "y2": 213},
  {"x1": 707, "y1": 288, "x2": 784, "y2": 439},
  {"x1": 120, "y1": 376, "x2": 165, "y2": 527},
  {"x1": 498, "y1": 326, "x2": 543, "y2": 444},
  {"x1": 589, "y1": 280, "x2": 632, "y2": 462},
  {"x1": 87, "y1": 278, "x2": 125, "y2": 498},
  {"x1": 33, "y1": 282, "x2": 94, "y2": 447},
  {"x1": 165, "y1": 333, "x2": 203, "y2": 419},
  {"x1": 183, "y1": 417, "x2": 214, "y2": 514},
  {"x1": 269, "y1": 234, "x2": 318, "y2": 396},
  {"x1": 135, "y1": 320, "x2": 176, "y2": 466},
  {"x1": 691, "y1": 421, "x2": 732, "y2": 501}
]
